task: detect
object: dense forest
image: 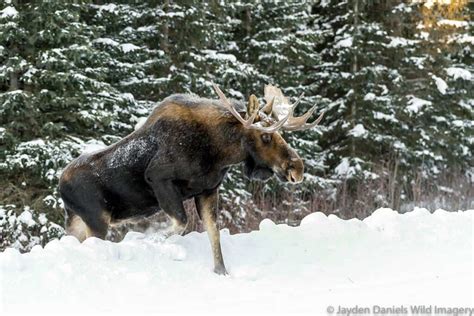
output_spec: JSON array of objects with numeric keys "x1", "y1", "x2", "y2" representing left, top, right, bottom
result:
[{"x1": 0, "y1": 0, "x2": 472, "y2": 250}]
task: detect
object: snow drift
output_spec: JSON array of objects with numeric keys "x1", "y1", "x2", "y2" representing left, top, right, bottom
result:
[{"x1": 1, "y1": 208, "x2": 472, "y2": 315}]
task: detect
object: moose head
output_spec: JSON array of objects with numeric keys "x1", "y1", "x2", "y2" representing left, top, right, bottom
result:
[{"x1": 213, "y1": 84, "x2": 324, "y2": 185}]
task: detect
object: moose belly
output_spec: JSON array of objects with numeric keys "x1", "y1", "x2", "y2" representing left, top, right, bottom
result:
[
  {"x1": 174, "y1": 169, "x2": 228, "y2": 199},
  {"x1": 103, "y1": 185, "x2": 160, "y2": 221},
  {"x1": 176, "y1": 183, "x2": 204, "y2": 199}
]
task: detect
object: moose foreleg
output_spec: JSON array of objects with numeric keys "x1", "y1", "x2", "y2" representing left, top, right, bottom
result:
[
  {"x1": 153, "y1": 182, "x2": 188, "y2": 235},
  {"x1": 196, "y1": 189, "x2": 227, "y2": 275},
  {"x1": 145, "y1": 159, "x2": 189, "y2": 236}
]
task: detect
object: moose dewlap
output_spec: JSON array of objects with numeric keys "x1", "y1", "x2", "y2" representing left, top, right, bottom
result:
[{"x1": 59, "y1": 84, "x2": 324, "y2": 274}]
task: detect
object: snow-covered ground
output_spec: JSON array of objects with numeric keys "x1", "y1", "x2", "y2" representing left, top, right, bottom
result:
[{"x1": 1, "y1": 208, "x2": 472, "y2": 315}]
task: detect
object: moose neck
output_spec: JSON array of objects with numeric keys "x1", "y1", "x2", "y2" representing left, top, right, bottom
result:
[{"x1": 216, "y1": 121, "x2": 248, "y2": 167}]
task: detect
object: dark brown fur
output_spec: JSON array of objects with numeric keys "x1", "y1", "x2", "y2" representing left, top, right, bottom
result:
[{"x1": 59, "y1": 93, "x2": 304, "y2": 274}]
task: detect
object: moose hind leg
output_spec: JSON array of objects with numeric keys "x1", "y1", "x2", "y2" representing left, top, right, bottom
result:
[
  {"x1": 196, "y1": 189, "x2": 227, "y2": 275},
  {"x1": 64, "y1": 200, "x2": 110, "y2": 241},
  {"x1": 65, "y1": 210, "x2": 89, "y2": 242},
  {"x1": 146, "y1": 177, "x2": 189, "y2": 237},
  {"x1": 65, "y1": 210, "x2": 110, "y2": 241},
  {"x1": 84, "y1": 211, "x2": 110, "y2": 239},
  {"x1": 168, "y1": 214, "x2": 188, "y2": 236},
  {"x1": 60, "y1": 173, "x2": 111, "y2": 241}
]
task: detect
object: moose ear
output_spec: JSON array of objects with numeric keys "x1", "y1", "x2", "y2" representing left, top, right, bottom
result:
[{"x1": 246, "y1": 94, "x2": 260, "y2": 120}]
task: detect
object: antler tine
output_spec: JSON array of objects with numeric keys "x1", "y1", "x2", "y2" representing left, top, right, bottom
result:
[
  {"x1": 249, "y1": 98, "x2": 299, "y2": 133},
  {"x1": 278, "y1": 93, "x2": 324, "y2": 131},
  {"x1": 291, "y1": 93, "x2": 304, "y2": 108},
  {"x1": 213, "y1": 83, "x2": 258, "y2": 127},
  {"x1": 249, "y1": 104, "x2": 295, "y2": 133},
  {"x1": 283, "y1": 110, "x2": 325, "y2": 131},
  {"x1": 261, "y1": 96, "x2": 275, "y2": 115},
  {"x1": 262, "y1": 85, "x2": 325, "y2": 132},
  {"x1": 270, "y1": 92, "x2": 304, "y2": 121},
  {"x1": 286, "y1": 103, "x2": 317, "y2": 127}
]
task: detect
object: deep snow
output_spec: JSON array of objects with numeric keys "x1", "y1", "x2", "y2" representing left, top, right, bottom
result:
[{"x1": 1, "y1": 208, "x2": 472, "y2": 315}]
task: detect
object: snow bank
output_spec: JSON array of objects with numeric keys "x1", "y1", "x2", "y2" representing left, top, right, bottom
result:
[{"x1": 0, "y1": 208, "x2": 472, "y2": 315}]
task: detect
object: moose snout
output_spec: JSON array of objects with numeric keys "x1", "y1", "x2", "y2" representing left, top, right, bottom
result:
[
  {"x1": 287, "y1": 167, "x2": 303, "y2": 183},
  {"x1": 285, "y1": 157, "x2": 304, "y2": 184}
]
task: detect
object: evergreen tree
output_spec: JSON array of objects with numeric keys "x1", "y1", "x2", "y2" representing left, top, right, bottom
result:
[
  {"x1": 310, "y1": 0, "x2": 472, "y2": 212},
  {"x1": 87, "y1": 2, "x2": 170, "y2": 101},
  {"x1": 224, "y1": 1, "x2": 327, "y2": 223},
  {"x1": 0, "y1": 1, "x2": 139, "y2": 222},
  {"x1": 0, "y1": 0, "x2": 472, "y2": 245}
]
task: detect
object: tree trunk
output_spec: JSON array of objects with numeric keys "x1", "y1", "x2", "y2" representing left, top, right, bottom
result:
[
  {"x1": 160, "y1": 0, "x2": 170, "y2": 54},
  {"x1": 350, "y1": 0, "x2": 359, "y2": 157},
  {"x1": 9, "y1": 72, "x2": 19, "y2": 91},
  {"x1": 245, "y1": 6, "x2": 252, "y2": 36},
  {"x1": 390, "y1": 158, "x2": 399, "y2": 209},
  {"x1": 9, "y1": 45, "x2": 19, "y2": 91}
]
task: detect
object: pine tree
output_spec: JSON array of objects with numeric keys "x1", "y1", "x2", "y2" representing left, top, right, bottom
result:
[
  {"x1": 310, "y1": 0, "x2": 472, "y2": 212},
  {"x1": 1, "y1": 0, "x2": 472, "y2": 242},
  {"x1": 0, "y1": 1, "x2": 139, "y2": 222},
  {"x1": 87, "y1": 2, "x2": 170, "y2": 101},
  {"x1": 396, "y1": 0, "x2": 473, "y2": 202},
  {"x1": 224, "y1": 1, "x2": 326, "y2": 222}
]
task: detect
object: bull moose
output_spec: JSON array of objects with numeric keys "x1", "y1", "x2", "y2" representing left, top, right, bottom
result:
[{"x1": 59, "y1": 84, "x2": 324, "y2": 275}]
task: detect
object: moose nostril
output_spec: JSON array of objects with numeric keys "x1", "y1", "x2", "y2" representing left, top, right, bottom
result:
[
  {"x1": 287, "y1": 168, "x2": 303, "y2": 183},
  {"x1": 287, "y1": 169, "x2": 296, "y2": 182}
]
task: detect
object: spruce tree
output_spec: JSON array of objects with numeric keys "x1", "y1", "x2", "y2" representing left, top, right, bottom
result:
[
  {"x1": 0, "y1": 1, "x2": 138, "y2": 222},
  {"x1": 310, "y1": 0, "x2": 472, "y2": 212}
]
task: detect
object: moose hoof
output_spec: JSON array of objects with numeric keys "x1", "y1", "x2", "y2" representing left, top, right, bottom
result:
[{"x1": 213, "y1": 265, "x2": 228, "y2": 276}]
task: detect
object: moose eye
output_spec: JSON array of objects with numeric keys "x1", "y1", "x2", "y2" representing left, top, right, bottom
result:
[{"x1": 261, "y1": 133, "x2": 272, "y2": 144}]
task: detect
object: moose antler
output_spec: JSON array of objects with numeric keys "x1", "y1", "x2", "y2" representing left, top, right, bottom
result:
[
  {"x1": 213, "y1": 84, "x2": 295, "y2": 133},
  {"x1": 264, "y1": 84, "x2": 324, "y2": 131}
]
